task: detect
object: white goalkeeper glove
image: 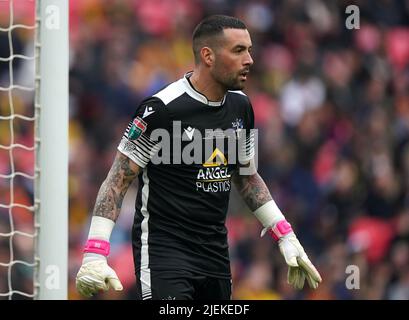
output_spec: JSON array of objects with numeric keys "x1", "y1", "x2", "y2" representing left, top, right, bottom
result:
[
  {"x1": 262, "y1": 220, "x2": 322, "y2": 290},
  {"x1": 76, "y1": 216, "x2": 123, "y2": 297},
  {"x1": 254, "y1": 200, "x2": 322, "y2": 290},
  {"x1": 76, "y1": 253, "x2": 123, "y2": 297}
]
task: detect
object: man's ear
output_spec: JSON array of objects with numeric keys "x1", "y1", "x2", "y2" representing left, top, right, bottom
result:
[{"x1": 201, "y1": 47, "x2": 215, "y2": 67}]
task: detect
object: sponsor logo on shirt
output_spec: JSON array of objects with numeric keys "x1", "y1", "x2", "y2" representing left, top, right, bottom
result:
[
  {"x1": 203, "y1": 148, "x2": 228, "y2": 167},
  {"x1": 196, "y1": 148, "x2": 231, "y2": 193}
]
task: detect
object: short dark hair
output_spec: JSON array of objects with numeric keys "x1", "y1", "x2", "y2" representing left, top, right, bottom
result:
[{"x1": 192, "y1": 15, "x2": 247, "y2": 64}]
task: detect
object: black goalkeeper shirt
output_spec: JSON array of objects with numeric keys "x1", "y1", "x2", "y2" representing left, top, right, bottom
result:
[{"x1": 118, "y1": 72, "x2": 255, "y2": 279}]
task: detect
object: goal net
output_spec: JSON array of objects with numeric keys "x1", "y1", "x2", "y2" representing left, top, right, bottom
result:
[
  {"x1": 0, "y1": 0, "x2": 68, "y2": 300},
  {"x1": 0, "y1": 0, "x2": 37, "y2": 300}
]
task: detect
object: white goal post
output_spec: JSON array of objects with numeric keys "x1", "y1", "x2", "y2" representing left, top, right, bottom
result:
[
  {"x1": 0, "y1": 0, "x2": 68, "y2": 300},
  {"x1": 34, "y1": 0, "x2": 68, "y2": 300}
]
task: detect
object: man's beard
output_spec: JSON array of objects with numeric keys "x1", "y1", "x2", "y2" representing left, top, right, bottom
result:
[{"x1": 213, "y1": 70, "x2": 245, "y2": 91}]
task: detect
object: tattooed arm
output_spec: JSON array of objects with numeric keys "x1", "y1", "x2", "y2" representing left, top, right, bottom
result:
[
  {"x1": 76, "y1": 151, "x2": 140, "y2": 297},
  {"x1": 232, "y1": 168, "x2": 323, "y2": 290},
  {"x1": 232, "y1": 171, "x2": 272, "y2": 211},
  {"x1": 93, "y1": 151, "x2": 140, "y2": 222}
]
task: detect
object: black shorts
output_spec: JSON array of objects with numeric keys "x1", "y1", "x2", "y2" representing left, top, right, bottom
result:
[{"x1": 135, "y1": 269, "x2": 231, "y2": 300}]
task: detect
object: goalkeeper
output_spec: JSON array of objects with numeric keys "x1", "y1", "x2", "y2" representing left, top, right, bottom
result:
[{"x1": 76, "y1": 15, "x2": 322, "y2": 299}]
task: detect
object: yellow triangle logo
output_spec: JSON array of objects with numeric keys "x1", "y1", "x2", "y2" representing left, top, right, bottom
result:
[{"x1": 203, "y1": 148, "x2": 227, "y2": 167}]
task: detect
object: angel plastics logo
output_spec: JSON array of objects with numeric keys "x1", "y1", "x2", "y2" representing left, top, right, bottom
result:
[{"x1": 196, "y1": 148, "x2": 231, "y2": 193}]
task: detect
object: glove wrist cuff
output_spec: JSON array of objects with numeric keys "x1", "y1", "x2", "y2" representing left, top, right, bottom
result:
[
  {"x1": 253, "y1": 200, "x2": 285, "y2": 227},
  {"x1": 83, "y1": 239, "x2": 110, "y2": 256},
  {"x1": 87, "y1": 216, "x2": 114, "y2": 241},
  {"x1": 268, "y1": 220, "x2": 293, "y2": 241}
]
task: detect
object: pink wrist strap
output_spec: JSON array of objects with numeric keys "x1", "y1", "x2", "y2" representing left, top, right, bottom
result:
[
  {"x1": 268, "y1": 220, "x2": 293, "y2": 241},
  {"x1": 83, "y1": 239, "x2": 110, "y2": 256}
]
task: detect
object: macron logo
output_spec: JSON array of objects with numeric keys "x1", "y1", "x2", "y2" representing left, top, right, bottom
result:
[
  {"x1": 184, "y1": 126, "x2": 195, "y2": 140},
  {"x1": 142, "y1": 106, "x2": 155, "y2": 118}
]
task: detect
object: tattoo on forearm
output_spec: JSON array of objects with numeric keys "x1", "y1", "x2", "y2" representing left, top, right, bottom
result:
[
  {"x1": 233, "y1": 172, "x2": 272, "y2": 211},
  {"x1": 93, "y1": 154, "x2": 139, "y2": 221}
]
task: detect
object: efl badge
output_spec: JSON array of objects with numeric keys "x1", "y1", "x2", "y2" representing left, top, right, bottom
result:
[{"x1": 128, "y1": 117, "x2": 147, "y2": 140}]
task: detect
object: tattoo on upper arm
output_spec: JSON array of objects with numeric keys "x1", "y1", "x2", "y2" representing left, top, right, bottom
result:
[
  {"x1": 93, "y1": 154, "x2": 139, "y2": 221},
  {"x1": 232, "y1": 172, "x2": 272, "y2": 211}
]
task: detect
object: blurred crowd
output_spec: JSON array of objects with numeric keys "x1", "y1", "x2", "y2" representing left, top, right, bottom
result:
[{"x1": 1, "y1": 0, "x2": 409, "y2": 300}]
